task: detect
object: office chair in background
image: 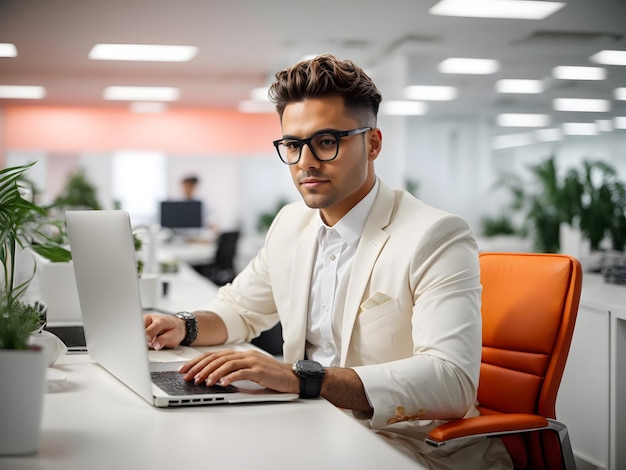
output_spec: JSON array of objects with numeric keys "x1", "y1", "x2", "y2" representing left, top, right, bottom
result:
[
  {"x1": 426, "y1": 252, "x2": 583, "y2": 470},
  {"x1": 192, "y1": 230, "x2": 285, "y2": 356},
  {"x1": 194, "y1": 231, "x2": 240, "y2": 286}
]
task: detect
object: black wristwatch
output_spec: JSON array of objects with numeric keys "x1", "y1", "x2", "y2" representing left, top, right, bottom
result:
[
  {"x1": 175, "y1": 311, "x2": 198, "y2": 346},
  {"x1": 292, "y1": 360, "x2": 325, "y2": 399}
]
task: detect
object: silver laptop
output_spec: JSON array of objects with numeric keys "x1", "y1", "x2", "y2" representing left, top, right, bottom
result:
[{"x1": 65, "y1": 209, "x2": 298, "y2": 407}]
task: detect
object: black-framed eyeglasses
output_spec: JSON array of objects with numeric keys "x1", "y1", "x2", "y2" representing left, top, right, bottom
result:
[{"x1": 273, "y1": 127, "x2": 371, "y2": 165}]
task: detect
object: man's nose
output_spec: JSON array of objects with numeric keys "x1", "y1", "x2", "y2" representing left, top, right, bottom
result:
[{"x1": 298, "y1": 143, "x2": 320, "y2": 168}]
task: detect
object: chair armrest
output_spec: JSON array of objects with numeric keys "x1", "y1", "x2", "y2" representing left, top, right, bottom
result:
[{"x1": 426, "y1": 413, "x2": 549, "y2": 447}]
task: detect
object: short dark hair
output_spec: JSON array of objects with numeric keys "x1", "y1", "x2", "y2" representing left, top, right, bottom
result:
[
  {"x1": 182, "y1": 176, "x2": 199, "y2": 185},
  {"x1": 268, "y1": 54, "x2": 382, "y2": 128}
]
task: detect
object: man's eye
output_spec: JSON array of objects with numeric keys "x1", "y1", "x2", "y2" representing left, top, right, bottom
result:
[
  {"x1": 315, "y1": 135, "x2": 337, "y2": 147},
  {"x1": 283, "y1": 140, "x2": 301, "y2": 150}
]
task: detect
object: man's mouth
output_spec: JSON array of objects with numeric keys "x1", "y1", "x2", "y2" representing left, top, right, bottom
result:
[{"x1": 300, "y1": 177, "x2": 328, "y2": 190}]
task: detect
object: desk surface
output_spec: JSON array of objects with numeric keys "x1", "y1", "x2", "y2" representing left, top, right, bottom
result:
[
  {"x1": 0, "y1": 353, "x2": 420, "y2": 470},
  {"x1": 8, "y1": 242, "x2": 421, "y2": 469},
  {"x1": 155, "y1": 261, "x2": 219, "y2": 313},
  {"x1": 581, "y1": 272, "x2": 626, "y2": 316}
]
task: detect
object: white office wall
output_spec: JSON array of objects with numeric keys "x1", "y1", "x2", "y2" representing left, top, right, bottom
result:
[
  {"x1": 239, "y1": 155, "x2": 300, "y2": 235},
  {"x1": 112, "y1": 150, "x2": 168, "y2": 224},
  {"x1": 80, "y1": 153, "x2": 114, "y2": 210},
  {"x1": 401, "y1": 117, "x2": 495, "y2": 233},
  {"x1": 7, "y1": 125, "x2": 626, "y2": 240},
  {"x1": 400, "y1": 123, "x2": 626, "y2": 236}
]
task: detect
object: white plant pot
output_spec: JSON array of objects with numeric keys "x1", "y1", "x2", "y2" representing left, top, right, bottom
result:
[
  {"x1": 0, "y1": 348, "x2": 47, "y2": 455},
  {"x1": 30, "y1": 252, "x2": 82, "y2": 324}
]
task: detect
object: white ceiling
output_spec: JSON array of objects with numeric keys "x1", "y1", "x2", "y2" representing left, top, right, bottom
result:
[{"x1": 1, "y1": 0, "x2": 626, "y2": 133}]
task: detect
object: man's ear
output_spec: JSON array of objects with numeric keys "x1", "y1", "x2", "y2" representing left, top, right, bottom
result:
[{"x1": 368, "y1": 128, "x2": 382, "y2": 161}]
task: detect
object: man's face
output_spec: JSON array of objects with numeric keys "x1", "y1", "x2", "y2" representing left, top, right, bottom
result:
[
  {"x1": 182, "y1": 181, "x2": 196, "y2": 199},
  {"x1": 281, "y1": 96, "x2": 381, "y2": 226}
]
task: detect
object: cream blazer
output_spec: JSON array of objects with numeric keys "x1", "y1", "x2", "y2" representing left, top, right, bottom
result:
[{"x1": 205, "y1": 180, "x2": 511, "y2": 468}]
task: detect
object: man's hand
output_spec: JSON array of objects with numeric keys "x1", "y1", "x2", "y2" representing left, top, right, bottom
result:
[
  {"x1": 144, "y1": 313, "x2": 185, "y2": 350},
  {"x1": 178, "y1": 349, "x2": 300, "y2": 394}
]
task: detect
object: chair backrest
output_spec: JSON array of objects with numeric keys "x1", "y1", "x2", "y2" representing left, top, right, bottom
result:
[
  {"x1": 213, "y1": 231, "x2": 240, "y2": 269},
  {"x1": 478, "y1": 252, "x2": 582, "y2": 468}
]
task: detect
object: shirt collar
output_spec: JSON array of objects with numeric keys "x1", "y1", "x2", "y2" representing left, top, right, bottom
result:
[{"x1": 316, "y1": 178, "x2": 379, "y2": 246}]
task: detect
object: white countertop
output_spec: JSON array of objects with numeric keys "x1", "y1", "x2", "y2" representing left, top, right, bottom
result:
[
  {"x1": 580, "y1": 272, "x2": 626, "y2": 315},
  {"x1": 0, "y1": 353, "x2": 421, "y2": 470}
]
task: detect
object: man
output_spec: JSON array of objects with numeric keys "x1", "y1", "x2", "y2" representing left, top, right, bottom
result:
[
  {"x1": 145, "y1": 54, "x2": 512, "y2": 469},
  {"x1": 181, "y1": 175, "x2": 199, "y2": 200}
]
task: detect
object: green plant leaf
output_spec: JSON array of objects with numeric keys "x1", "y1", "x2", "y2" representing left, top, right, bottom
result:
[
  {"x1": 0, "y1": 300, "x2": 42, "y2": 350},
  {"x1": 31, "y1": 245, "x2": 72, "y2": 263}
]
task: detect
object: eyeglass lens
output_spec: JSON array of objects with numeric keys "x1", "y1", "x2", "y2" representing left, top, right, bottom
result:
[{"x1": 278, "y1": 132, "x2": 340, "y2": 163}]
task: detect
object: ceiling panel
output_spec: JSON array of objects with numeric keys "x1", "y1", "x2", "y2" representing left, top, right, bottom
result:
[{"x1": 1, "y1": 0, "x2": 625, "y2": 133}]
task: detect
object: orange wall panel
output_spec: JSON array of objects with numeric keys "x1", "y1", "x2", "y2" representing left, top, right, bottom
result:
[{"x1": 4, "y1": 105, "x2": 282, "y2": 155}]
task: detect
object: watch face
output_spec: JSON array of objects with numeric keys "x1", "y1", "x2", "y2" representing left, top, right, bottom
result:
[{"x1": 297, "y1": 360, "x2": 324, "y2": 376}]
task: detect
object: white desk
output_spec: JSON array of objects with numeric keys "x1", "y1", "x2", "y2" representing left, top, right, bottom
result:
[
  {"x1": 156, "y1": 239, "x2": 215, "y2": 265},
  {"x1": 0, "y1": 353, "x2": 421, "y2": 470},
  {"x1": 4, "y1": 259, "x2": 421, "y2": 469},
  {"x1": 155, "y1": 261, "x2": 219, "y2": 313}
]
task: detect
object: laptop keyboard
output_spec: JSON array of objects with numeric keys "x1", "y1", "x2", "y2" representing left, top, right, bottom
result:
[{"x1": 151, "y1": 371, "x2": 237, "y2": 395}]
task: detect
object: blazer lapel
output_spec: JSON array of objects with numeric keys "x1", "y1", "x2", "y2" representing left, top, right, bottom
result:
[
  {"x1": 282, "y1": 215, "x2": 319, "y2": 362},
  {"x1": 339, "y1": 181, "x2": 395, "y2": 366}
]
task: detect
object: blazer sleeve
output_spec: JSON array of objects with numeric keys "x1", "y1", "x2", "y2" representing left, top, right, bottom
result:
[
  {"x1": 199, "y1": 202, "x2": 313, "y2": 344},
  {"x1": 352, "y1": 214, "x2": 482, "y2": 430}
]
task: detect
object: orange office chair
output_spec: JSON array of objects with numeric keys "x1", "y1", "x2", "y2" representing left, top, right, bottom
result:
[{"x1": 426, "y1": 252, "x2": 583, "y2": 470}]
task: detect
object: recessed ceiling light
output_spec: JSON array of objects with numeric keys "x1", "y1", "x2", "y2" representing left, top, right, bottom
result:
[
  {"x1": 0, "y1": 85, "x2": 46, "y2": 99},
  {"x1": 589, "y1": 50, "x2": 626, "y2": 66},
  {"x1": 535, "y1": 128, "x2": 562, "y2": 142},
  {"x1": 404, "y1": 86, "x2": 458, "y2": 101},
  {"x1": 0, "y1": 43, "x2": 17, "y2": 57},
  {"x1": 438, "y1": 58, "x2": 499, "y2": 75},
  {"x1": 380, "y1": 101, "x2": 428, "y2": 115},
  {"x1": 492, "y1": 132, "x2": 534, "y2": 149},
  {"x1": 553, "y1": 98, "x2": 610, "y2": 112},
  {"x1": 103, "y1": 86, "x2": 180, "y2": 101},
  {"x1": 495, "y1": 79, "x2": 544, "y2": 94},
  {"x1": 615, "y1": 88, "x2": 626, "y2": 101},
  {"x1": 89, "y1": 44, "x2": 198, "y2": 62},
  {"x1": 497, "y1": 113, "x2": 551, "y2": 127},
  {"x1": 429, "y1": 0, "x2": 564, "y2": 19},
  {"x1": 562, "y1": 123, "x2": 598, "y2": 135},
  {"x1": 615, "y1": 117, "x2": 626, "y2": 129},
  {"x1": 552, "y1": 66, "x2": 607, "y2": 80}
]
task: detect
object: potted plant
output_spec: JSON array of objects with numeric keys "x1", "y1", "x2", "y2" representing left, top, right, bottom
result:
[
  {"x1": 256, "y1": 198, "x2": 289, "y2": 233},
  {"x1": 0, "y1": 161, "x2": 71, "y2": 456},
  {"x1": 576, "y1": 160, "x2": 626, "y2": 252},
  {"x1": 492, "y1": 156, "x2": 626, "y2": 254},
  {"x1": 50, "y1": 167, "x2": 102, "y2": 211}
]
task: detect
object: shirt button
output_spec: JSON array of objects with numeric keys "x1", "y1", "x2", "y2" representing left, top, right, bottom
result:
[{"x1": 330, "y1": 254, "x2": 336, "y2": 261}]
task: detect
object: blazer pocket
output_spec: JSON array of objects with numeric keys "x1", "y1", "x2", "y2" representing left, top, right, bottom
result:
[{"x1": 356, "y1": 297, "x2": 401, "y2": 328}]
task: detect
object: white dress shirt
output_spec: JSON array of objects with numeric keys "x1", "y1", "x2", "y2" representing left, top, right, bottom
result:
[{"x1": 306, "y1": 180, "x2": 379, "y2": 366}]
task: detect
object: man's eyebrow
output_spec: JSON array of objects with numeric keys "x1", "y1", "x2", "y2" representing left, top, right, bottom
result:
[{"x1": 282, "y1": 128, "x2": 339, "y2": 139}]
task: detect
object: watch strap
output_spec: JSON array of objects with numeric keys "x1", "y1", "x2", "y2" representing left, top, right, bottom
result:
[
  {"x1": 175, "y1": 311, "x2": 198, "y2": 346},
  {"x1": 293, "y1": 360, "x2": 325, "y2": 399},
  {"x1": 300, "y1": 373, "x2": 323, "y2": 399}
]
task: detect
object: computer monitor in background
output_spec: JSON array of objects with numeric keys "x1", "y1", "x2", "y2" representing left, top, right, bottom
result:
[{"x1": 159, "y1": 200, "x2": 203, "y2": 228}]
